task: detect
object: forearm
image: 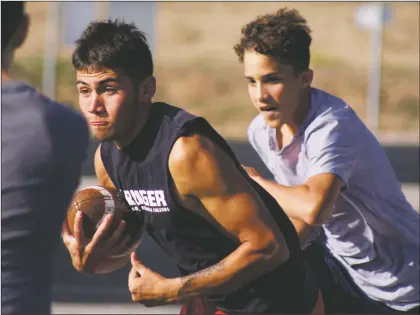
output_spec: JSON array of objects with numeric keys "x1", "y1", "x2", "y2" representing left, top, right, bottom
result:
[
  {"x1": 169, "y1": 242, "x2": 284, "y2": 301},
  {"x1": 251, "y1": 176, "x2": 316, "y2": 224}
]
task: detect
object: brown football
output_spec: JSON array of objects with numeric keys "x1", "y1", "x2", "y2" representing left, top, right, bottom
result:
[{"x1": 66, "y1": 185, "x2": 145, "y2": 249}]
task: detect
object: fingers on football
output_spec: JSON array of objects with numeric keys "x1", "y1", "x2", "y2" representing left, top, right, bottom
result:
[
  {"x1": 88, "y1": 213, "x2": 114, "y2": 248},
  {"x1": 74, "y1": 211, "x2": 91, "y2": 246}
]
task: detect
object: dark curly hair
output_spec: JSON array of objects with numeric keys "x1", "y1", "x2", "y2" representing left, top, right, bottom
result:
[
  {"x1": 72, "y1": 19, "x2": 153, "y2": 82},
  {"x1": 234, "y1": 8, "x2": 312, "y2": 74}
]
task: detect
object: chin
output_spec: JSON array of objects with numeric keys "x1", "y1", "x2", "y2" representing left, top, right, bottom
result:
[
  {"x1": 92, "y1": 131, "x2": 114, "y2": 142},
  {"x1": 265, "y1": 118, "x2": 282, "y2": 129}
]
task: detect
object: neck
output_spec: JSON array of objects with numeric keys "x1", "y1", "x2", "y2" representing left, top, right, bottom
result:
[
  {"x1": 2, "y1": 48, "x2": 13, "y2": 72},
  {"x1": 2, "y1": 53, "x2": 12, "y2": 81},
  {"x1": 1, "y1": 70, "x2": 11, "y2": 82},
  {"x1": 113, "y1": 103, "x2": 152, "y2": 150},
  {"x1": 275, "y1": 88, "x2": 311, "y2": 147},
  {"x1": 278, "y1": 88, "x2": 311, "y2": 134}
]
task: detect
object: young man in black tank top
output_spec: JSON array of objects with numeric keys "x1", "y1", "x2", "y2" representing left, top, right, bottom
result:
[{"x1": 61, "y1": 20, "x2": 324, "y2": 314}]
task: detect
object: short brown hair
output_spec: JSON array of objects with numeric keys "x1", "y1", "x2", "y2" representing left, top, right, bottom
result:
[
  {"x1": 234, "y1": 8, "x2": 312, "y2": 73},
  {"x1": 72, "y1": 19, "x2": 153, "y2": 82}
]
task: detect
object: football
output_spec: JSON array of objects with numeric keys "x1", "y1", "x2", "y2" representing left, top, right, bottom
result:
[{"x1": 66, "y1": 185, "x2": 145, "y2": 248}]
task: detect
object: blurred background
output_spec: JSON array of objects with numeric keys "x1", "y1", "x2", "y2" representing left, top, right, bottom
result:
[
  {"x1": 11, "y1": 1, "x2": 420, "y2": 138},
  {"x1": 7, "y1": 1, "x2": 419, "y2": 314}
]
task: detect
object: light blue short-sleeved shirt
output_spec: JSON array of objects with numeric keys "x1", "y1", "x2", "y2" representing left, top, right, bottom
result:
[{"x1": 248, "y1": 87, "x2": 419, "y2": 311}]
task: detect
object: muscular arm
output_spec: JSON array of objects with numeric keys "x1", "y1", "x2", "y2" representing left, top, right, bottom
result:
[
  {"x1": 166, "y1": 134, "x2": 290, "y2": 300},
  {"x1": 250, "y1": 174, "x2": 343, "y2": 226},
  {"x1": 242, "y1": 168, "x2": 313, "y2": 244}
]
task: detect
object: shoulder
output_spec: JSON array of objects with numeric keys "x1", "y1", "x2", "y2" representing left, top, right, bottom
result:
[
  {"x1": 2, "y1": 83, "x2": 87, "y2": 181},
  {"x1": 41, "y1": 95, "x2": 88, "y2": 139},
  {"x1": 21, "y1": 87, "x2": 90, "y2": 167},
  {"x1": 41, "y1": 98, "x2": 89, "y2": 165},
  {"x1": 248, "y1": 114, "x2": 267, "y2": 137},
  {"x1": 168, "y1": 133, "x2": 231, "y2": 195},
  {"x1": 3, "y1": 81, "x2": 86, "y2": 128},
  {"x1": 152, "y1": 102, "x2": 197, "y2": 125},
  {"x1": 2, "y1": 82, "x2": 87, "y2": 154},
  {"x1": 304, "y1": 88, "x2": 362, "y2": 140},
  {"x1": 302, "y1": 89, "x2": 368, "y2": 162},
  {"x1": 169, "y1": 133, "x2": 217, "y2": 173},
  {"x1": 310, "y1": 88, "x2": 357, "y2": 122},
  {"x1": 2, "y1": 82, "x2": 48, "y2": 133}
]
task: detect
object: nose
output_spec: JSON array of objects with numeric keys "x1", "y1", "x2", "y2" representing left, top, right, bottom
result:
[
  {"x1": 88, "y1": 92, "x2": 106, "y2": 114},
  {"x1": 255, "y1": 83, "x2": 269, "y2": 103}
]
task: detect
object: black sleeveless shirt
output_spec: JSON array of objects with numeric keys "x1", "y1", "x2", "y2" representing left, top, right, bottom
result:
[{"x1": 101, "y1": 103, "x2": 318, "y2": 313}]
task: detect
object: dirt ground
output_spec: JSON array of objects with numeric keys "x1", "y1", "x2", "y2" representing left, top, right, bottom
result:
[{"x1": 13, "y1": 2, "x2": 419, "y2": 140}]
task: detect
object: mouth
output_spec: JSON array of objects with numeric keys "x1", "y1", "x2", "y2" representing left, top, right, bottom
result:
[
  {"x1": 90, "y1": 121, "x2": 109, "y2": 126},
  {"x1": 259, "y1": 106, "x2": 278, "y2": 112}
]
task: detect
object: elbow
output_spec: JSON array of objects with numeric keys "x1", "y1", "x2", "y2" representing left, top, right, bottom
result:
[
  {"x1": 247, "y1": 236, "x2": 289, "y2": 267},
  {"x1": 261, "y1": 239, "x2": 282, "y2": 260},
  {"x1": 303, "y1": 201, "x2": 330, "y2": 226},
  {"x1": 303, "y1": 205, "x2": 318, "y2": 226}
]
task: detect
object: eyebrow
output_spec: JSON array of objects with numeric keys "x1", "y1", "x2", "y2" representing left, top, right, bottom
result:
[
  {"x1": 244, "y1": 72, "x2": 284, "y2": 80},
  {"x1": 76, "y1": 78, "x2": 120, "y2": 86}
]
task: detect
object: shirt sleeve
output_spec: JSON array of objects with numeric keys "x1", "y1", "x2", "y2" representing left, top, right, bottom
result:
[{"x1": 305, "y1": 118, "x2": 360, "y2": 185}]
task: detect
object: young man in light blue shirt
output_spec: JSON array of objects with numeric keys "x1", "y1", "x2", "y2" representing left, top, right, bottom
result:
[{"x1": 234, "y1": 8, "x2": 419, "y2": 314}]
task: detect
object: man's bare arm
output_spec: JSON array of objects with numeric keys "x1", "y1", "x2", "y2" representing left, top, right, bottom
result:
[
  {"x1": 241, "y1": 166, "x2": 313, "y2": 244},
  {"x1": 288, "y1": 217, "x2": 311, "y2": 243},
  {"x1": 166, "y1": 134, "x2": 290, "y2": 300},
  {"x1": 250, "y1": 174, "x2": 343, "y2": 226}
]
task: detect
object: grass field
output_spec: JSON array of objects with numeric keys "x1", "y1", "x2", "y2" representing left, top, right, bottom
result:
[{"x1": 12, "y1": 2, "x2": 420, "y2": 140}]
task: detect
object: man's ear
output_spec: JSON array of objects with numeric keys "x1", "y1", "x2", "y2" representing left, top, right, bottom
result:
[
  {"x1": 11, "y1": 14, "x2": 30, "y2": 50},
  {"x1": 141, "y1": 75, "x2": 156, "y2": 101},
  {"x1": 301, "y1": 69, "x2": 313, "y2": 88}
]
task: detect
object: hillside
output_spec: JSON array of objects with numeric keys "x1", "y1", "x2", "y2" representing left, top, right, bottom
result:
[{"x1": 12, "y1": 2, "x2": 419, "y2": 140}]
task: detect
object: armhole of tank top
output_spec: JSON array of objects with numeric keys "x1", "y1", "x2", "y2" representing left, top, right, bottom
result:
[
  {"x1": 99, "y1": 142, "x2": 119, "y2": 188},
  {"x1": 163, "y1": 116, "x2": 207, "y2": 213},
  {"x1": 164, "y1": 117, "x2": 245, "y2": 214},
  {"x1": 176, "y1": 118, "x2": 303, "y2": 259},
  {"x1": 187, "y1": 118, "x2": 248, "y2": 175},
  {"x1": 164, "y1": 117, "x2": 302, "y2": 262}
]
